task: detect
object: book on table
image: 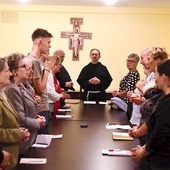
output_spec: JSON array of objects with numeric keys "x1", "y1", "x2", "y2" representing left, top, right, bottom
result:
[{"x1": 112, "y1": 132, "x2": 134, "y2": 141}]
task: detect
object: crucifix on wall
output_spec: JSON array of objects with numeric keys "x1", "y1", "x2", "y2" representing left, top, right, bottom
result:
[{"x1": 61, "y1": 18, "x2": 92, "y2": 61}]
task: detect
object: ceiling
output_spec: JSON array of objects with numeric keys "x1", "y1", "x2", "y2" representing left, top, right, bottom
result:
[{"x1": 0, "y1": 0, "x2": 170, "y2": 8}]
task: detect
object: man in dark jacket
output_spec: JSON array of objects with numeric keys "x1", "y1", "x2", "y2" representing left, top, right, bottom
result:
[{"x1": 77, "y1": 48, "x2": 113, "y2": 101}]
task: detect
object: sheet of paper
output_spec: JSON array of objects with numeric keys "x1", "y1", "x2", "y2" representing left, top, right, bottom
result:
[
  {"x1": 51, "y1": 134, "x2": 63, "y2": 139},
  {"x1": 58, "y1": 109, "x2": 71, "y2": 112},
  {"x1": 102, "y1": 149, "x2": 132, "y2": 156},
  {"x1": 99, "y1": 101, "x2": 108, "y2": 105},
  {"x1": 84, "y1": 101, "x2": 96, "y2": 104},
  {"x1": 31, "y1": 143, "x2": 49, "y2": 148},
  {"x1": 105, "y1": 124, "x2": 131, "y2": 130},
  {"x1": 56, "y1": 115, "x2": 72, "y2": 118},
  {"x1": 20, "y1": 158, "x2": 47, "y2": 164},
  {"x1": 31, "y1": 134, "x2": 52, "y2": 148}
]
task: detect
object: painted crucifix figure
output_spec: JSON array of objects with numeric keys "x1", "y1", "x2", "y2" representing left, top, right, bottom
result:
[{"x1": 61, "y1": 18, "x2": 92, "y2": 61}]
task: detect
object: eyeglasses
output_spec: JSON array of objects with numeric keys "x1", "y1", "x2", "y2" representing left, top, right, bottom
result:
[
  {"x1": 16, "y1": 64, "x2": 26, "y2": 69},
  {"x1": 16, "y1": 64, "x2": 31, "y2": 71},
  {"x1": 126, "y1": 59, "x2": 136, "y2": 63}
]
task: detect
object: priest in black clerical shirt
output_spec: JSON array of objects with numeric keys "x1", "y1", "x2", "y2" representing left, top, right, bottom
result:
[{"x1": 77, "y1": 48, "x2": 113, "y2": 101}]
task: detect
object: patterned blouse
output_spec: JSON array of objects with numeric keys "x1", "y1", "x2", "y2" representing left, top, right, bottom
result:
[{"x1": 119, "y1": 70, "x2": 140, "y2": 103}]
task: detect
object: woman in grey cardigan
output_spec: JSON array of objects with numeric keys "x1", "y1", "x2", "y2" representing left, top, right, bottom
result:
[{"x1": 5, "y1": 53, "x2": 45, "y2": 159}]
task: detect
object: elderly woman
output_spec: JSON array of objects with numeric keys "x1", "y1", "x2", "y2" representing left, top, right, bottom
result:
[
  {"x1": 110, "y1": 53, "x2": 140, "y2": 112},
  {"x1": 47, "y1": 56, "x2": 70, "y2": 117},
  {"x1": 131, "y1": 59, "x2": 170, "y2": 170},
  {"x1": 0, "y1": 58, "x2": 29, "y2": 169},
  {"x1": 5, "y1": 53, "x2": 45, "y2": 159}
]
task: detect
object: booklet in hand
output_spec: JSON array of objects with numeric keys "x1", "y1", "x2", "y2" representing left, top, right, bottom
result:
[{"x1": 32, "y1": 135, "x2": 52, "y2": 148}]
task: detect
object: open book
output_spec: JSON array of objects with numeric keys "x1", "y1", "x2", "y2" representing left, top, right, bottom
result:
[
  {"x1": 112, "y1": 132, "x2": 134, "y2": 141},
  {"x1": 32, "y1": 135, "x2": 52, "y2": 148},
  {"x1": 102, "y1": 149, "x2": 132, "y2": 157}
]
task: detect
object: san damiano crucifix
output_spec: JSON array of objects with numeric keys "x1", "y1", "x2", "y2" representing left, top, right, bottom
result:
[{"x1": 61, "y1": 18, "x2": 92, "y2": 61}]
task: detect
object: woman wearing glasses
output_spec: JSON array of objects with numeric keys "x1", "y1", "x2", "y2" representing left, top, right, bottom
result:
[
  {"x1": 0, "y1": 58, "x2": 29, "y2": 169},
  {"x1": 5, "y1": 53, "x2": 45, "y2": 160},
  {"x1": 110, "y1": 53, "x2": 140, "y2": 113}
]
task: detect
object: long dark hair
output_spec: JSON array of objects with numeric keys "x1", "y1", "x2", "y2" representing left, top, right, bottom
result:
[{"x1": 157, "y1": 59, "x2": 170, "y2": 78}]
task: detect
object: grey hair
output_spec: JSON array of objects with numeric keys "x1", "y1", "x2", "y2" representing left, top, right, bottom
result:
[
  {"x1": 53, "y1": 49, "x2": 65, "y2": 55},
  {"x1": 22, "y1": 57, "x2": 32, "y2": 65},
  {"x1": 128, "y1": 53, "x2": 140, "y2": 63}
]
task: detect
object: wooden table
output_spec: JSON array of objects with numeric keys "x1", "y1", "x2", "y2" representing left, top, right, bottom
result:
[{"x1": 14, "y1": 100, "x2": 149, "y2": 170}]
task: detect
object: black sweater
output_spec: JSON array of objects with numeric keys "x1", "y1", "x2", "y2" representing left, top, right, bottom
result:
[{"x1": 146, "y1": 93, "x2": 170, "y2": 168}]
